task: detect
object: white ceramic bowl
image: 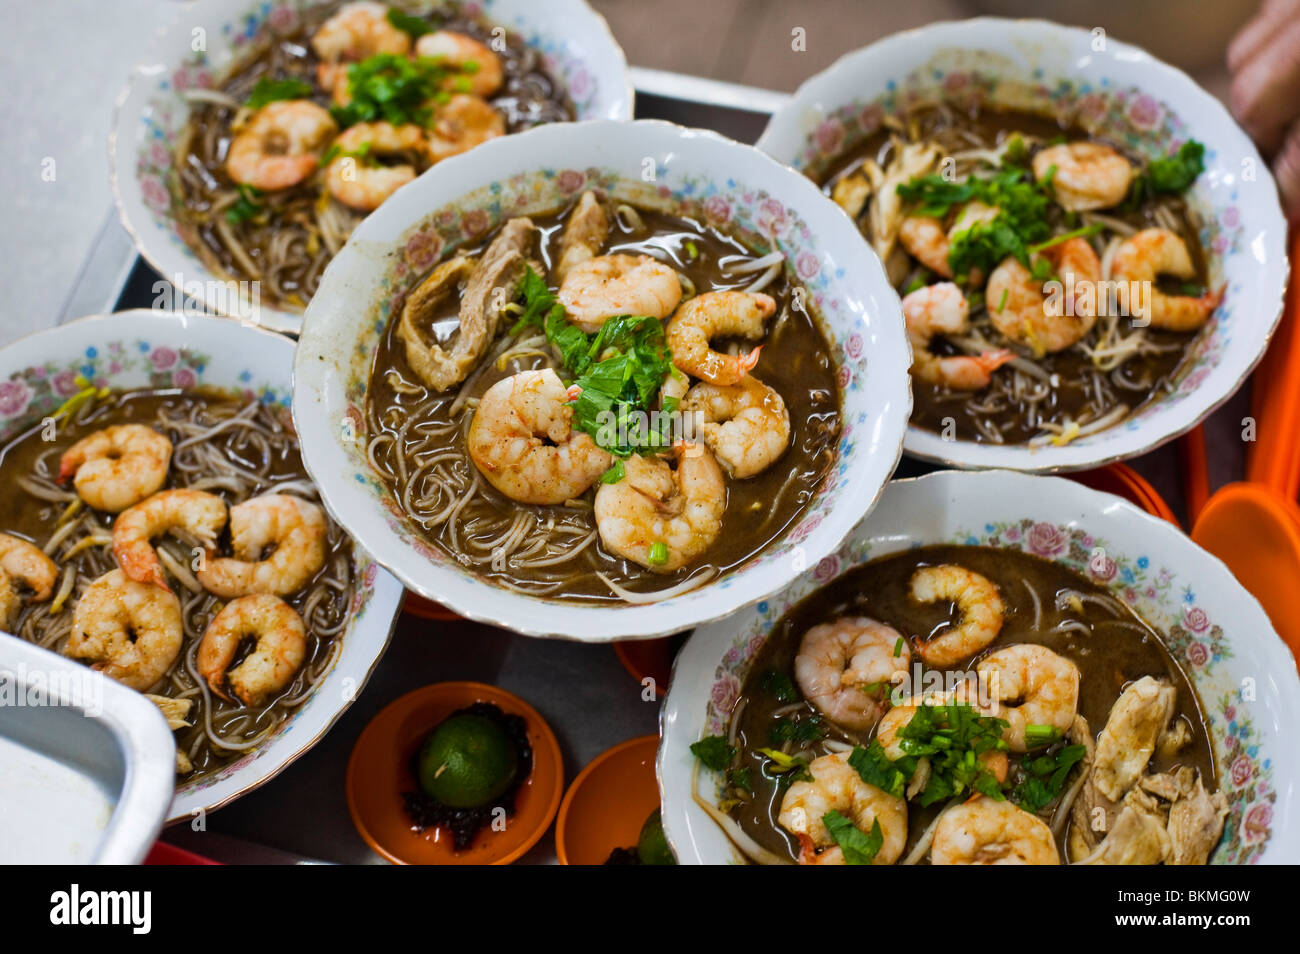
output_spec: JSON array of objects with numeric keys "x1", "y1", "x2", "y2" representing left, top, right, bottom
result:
[
  {"x1": 659, "y1": 470, "x2": 1300, "y2": 864},
  {"x1": 0, "y1": 310, "x2": 404, "y2": 821},
  {"x1": 757, "y1": 18, "x2": 1289, "y2": 472},
  {"x1": 111, "y1": 0, "x2": 634, "y2": 334},
  {"x1": 294, "y1": 119, "x2": 912, "y2": 641}
]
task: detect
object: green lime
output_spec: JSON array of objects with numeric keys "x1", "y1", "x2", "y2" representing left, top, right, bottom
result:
[
  {"x1": 416, "y1": 713, "x2": 519, "y2": 808},
  {"x1": 636, "y1": 809, "x2": 675, "y2": 865}
]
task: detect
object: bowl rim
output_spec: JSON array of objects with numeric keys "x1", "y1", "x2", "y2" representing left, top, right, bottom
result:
[
  {"x1": 292, "y1": 116, "x2": 913, "y2": 641},
  {"x1": 657, "y1": 468, "x2": 1300, "y2": 864},
  {"x1": 108, "y1": 0, "x2": 637, "y2": 335},
  {"x1": 0, "y1": 307, "x2": 405, "y2": 822},
  {"x1": 755, "y1": 16, "x2": 1291, "y2": 473}
]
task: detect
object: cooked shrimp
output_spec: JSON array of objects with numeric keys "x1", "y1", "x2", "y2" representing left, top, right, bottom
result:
[
  {"x1": 311, "y1": 1, "x2": 412, "y2": 91},
  {"x1": 986, "y1": 238, "x2": 1103, "y2": 355},
  {"x1": 325, "y1": 121, "x2": 426, "y2": 211},
  {"x1": 976, "y1": 644, "x2": 1080, "y2": 751},
  {"x1": 0, "y1": 533, "x2": 58, "y2": 627},
  {"x1": 555, "y1": 191, "x2": 608, "y2": 282},
  {"x1": 899, "y1": 201, "x2": 999, "y2": 280},
  {"x1": 902, "y1": 283, "x2": 1012, "y2": 391},
  {"x1": 415, "y1": 30, "x2": 504, "y2": 97},
  {"x1": 197, "y1": 594, "x2": 307, "y2": 706},
  {"x1": 226, "y1": 100, "x2": 337, "y2": 192},
  {"x1": 557, "y1": 254, "x2": 683, "y2": 334},
  {"x1": 425, "y1": 94, "x2": 506, "y2": 164},
  {"x1": 899, "y1": 216, "x2": 952, "y2": 277},
  {"x1": 909, "y1": 564, "x2": 1005, "y2": 666},
  {"x1": 778, "y1": 752, "x2": 908, "y2": 865},
  {"x1": 665, "y1": 290, "x2": 774, "y2": 385},
  {"x1": 196, "y1": 494, "x2": 328, "y2": 598},
  {"x1": 113, "y1": 489, "x2": 227, "y2": 592},
  {"x1": 931, "y1": 795, "x2": 1060, "y2": 865},
  {"x1": 58, "y1": 424, "x2": 173, "y2": 513},
  {"x1": 1109, "y1": 228, "x2": 1224, "y2": 331},
  {"x1": 1033, "y1": 141, "x2": 1133, "y2": 212},
  {"x1": 593, "y1": 441, "x2": 725, "y2": 572},
  {"x1": 794, "y1": 617, "x2": 910, "y2": 733},
  {"x1": 64, "y1": 570, "x2": 183, "y2": 691},
  {"x1": 398, "y1": 218, "x2": 534, "y2": 392},
  {"x1": 681, "y1": 375, "x2": 789, "y2": 478},
  {"x1": 468, "y1": 369, "x2": 612, "y2": 505}
]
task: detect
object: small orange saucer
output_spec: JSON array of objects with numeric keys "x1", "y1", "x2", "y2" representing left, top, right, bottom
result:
[
  {"x1": 555, "y1": 734, "x2": 662, "y2": 865},
  {"x1": 401, "y1": 591, "x2": 461, "y2": 621},
  {"x1": 347, "y1": 682, "x2": 563, "y2": 865}
]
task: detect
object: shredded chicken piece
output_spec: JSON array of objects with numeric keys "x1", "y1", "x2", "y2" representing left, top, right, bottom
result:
[
  {"x1": 145, "y1": 692, "x2": 193, "y2": 731},
  {"x1": 831, "y1": 172, "x2": 872, "y2": 220},
  {"x1": 1156, "y1": 718, "x2": 1192, "y2": 759},
  {"x1": 1076, "y1": 787, "x2": 1170, "y2": 865},
  {"x1": 868, "y1": 141, "x2": 940, "y2": 263},
  {"x1": 1093, "y1": 676, "x2": 1176, "y2": 800},
  {"x1": 1167, "y1": 775, "x2": 1230, "y2": 865}
]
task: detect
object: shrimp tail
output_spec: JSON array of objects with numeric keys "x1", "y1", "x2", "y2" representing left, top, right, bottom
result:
[
  {"x1": 114, "y1": 542, "x2": 172, "y2": 593},
  {"x1": 976, "y1": 348, "x2": 1015, "y2": 374},
  {"x1": 795, "y1": 832, "x2": 820, "y2": 865},
  {"x1": 738, "y1": 344, "x2": 763, "y2": 377}
]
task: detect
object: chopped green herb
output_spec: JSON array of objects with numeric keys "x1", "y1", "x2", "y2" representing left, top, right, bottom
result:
[
  {"x1": 769, "y1": 715, "x2": 826, "y2": 745},
  {"x1": 1003, "y1": 134, "x2": 1029, "y2": 166},
  {"x1": 1010, "y1": 742, "x2": 1087, "y2": 812},
  {"x1": 330, "y1": 53, "x2": 449, "y2": 128},
  {"x1": 756, "y1": 748, "x2": 812, "y2": 781},
  {"x1": 894, "y1": 702, "x2": 1010, "y2": 807},
  {"x1": 245, "y1": 76, "x2": 314, "y2": 110},
  {"x1": 385, "y1": 7, "x2": 431, "y2": 38},
  {"x1": 902, "y1": 273, "x2": 930, "y2": 295},
  {"x1": 1026, "y1": 222, "x2": 1105, "y2": 255},
  {"x1": 758, "y1": 668, "x2": 798, "y2": 703},
  {"x1": 848, "y1": 741, "x2": 911, "y2": 799},
  {"x1": 601, "y1": 460, "x2": 626, "y2": 484},
  {"x1": 647, "y1": 541, "x2": 669, "y2": 566},
  {"x1": 1131, "y1": 140, "x2": 1205, "y2": 205},
  {"x1": 511, "y1": 266, "x2": 677, "y2": 456},
  {"x1": 728, "y1": 767, "x2": 753, "y2": 793},
  {"x1": 224, "y1": 184, "x2": 264, "y2": 224},
  {"x1": 1024, "y1": 724, "x2": 1063, "y2": 748},
  {"x1": 689, "y1": 735, "x2": 735, "y2": 771},
  {"x1": 684, "y1": 240, "x2": 699, "y2": 260},
  {"x1": 822, "y1": 812, "x2": 883, "y2": 865},
  {"x1": 995, "y1": 288, "x2": 1010, "y2": 313},
  {"x1": 893, "y1": 636, "x2": 904, "y2": 658}
]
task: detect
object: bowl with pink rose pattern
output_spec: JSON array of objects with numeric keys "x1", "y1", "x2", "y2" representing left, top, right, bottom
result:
[
  {"x1": 757, "y1": 18, "x2": 1288, "y2": 472},
  {"x1": 293, "y1": 119, "x2": 912, "y2": 641},
  {"x1": 659, "y1": 470, "x2": 1300, "y2": 864},
  {"x1": 0, "y1": 309, "x2": 403, "y2": 821},
  {"x1": 111, "y1": 0, "x2": 633, "y2": 334}
]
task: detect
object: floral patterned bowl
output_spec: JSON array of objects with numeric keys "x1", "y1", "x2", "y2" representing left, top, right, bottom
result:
[
  {"x1": 756, "y1": 18, "x2": 1289, "y2": 472},
  {"x1": 293, "y1": 119, "x2": 912, "y2": 641},
  {"x1": 110, "y1": 0, "x2": 634, "y2": 334},
  {"x1": 658, "y1": 470, "x2": 1300, "y2": 864},
  {"x1": 0, "y1": 310, "x2": 404, "y2": 822}
]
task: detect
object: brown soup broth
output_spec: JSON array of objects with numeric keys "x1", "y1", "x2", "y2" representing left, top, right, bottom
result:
[
  {"x1": 727, "y1": 544, "x2": 1216, "y2": 862},
  {"x1": 365, "y1": 201, "x2": 843, "y2": 603},
  {"x1": 818, "y1": 105, "x2": 1208, "y2": 445}
]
